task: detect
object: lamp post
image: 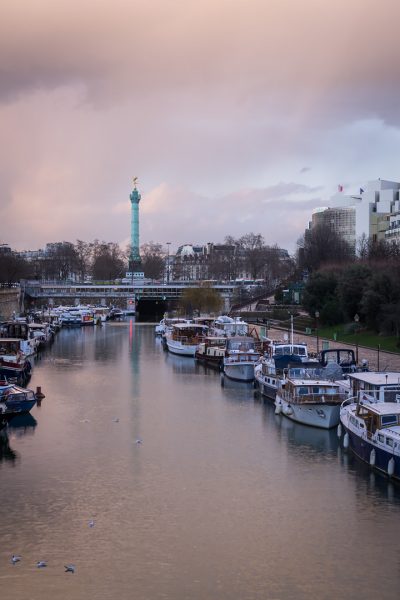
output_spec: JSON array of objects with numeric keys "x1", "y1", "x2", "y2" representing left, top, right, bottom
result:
[
  {"x1": 354, "y1": 313, "x2": 359, "y2": 364},
  {"x1": 166, "y1": 242, "x2": 171, "y2": 284},
  {"x1": 315, "y1": 310, "x2": 320, "y2": 355}
]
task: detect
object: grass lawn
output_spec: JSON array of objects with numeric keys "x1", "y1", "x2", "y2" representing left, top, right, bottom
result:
[{"x1": 315, "y1": 324, "x2": 400, "y2": 353}]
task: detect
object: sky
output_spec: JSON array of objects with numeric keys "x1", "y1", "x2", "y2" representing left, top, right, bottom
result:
[{"x1": 2, "y1": 0, "x2": 400, "y2": 254}]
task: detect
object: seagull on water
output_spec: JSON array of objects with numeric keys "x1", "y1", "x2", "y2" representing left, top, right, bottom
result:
[
  {"x1": 64, "y1": 564, "x2": 76, "y2": 573},
  {"x1": 88, "y1": 519, "x2": 95, "y2": 528},
  {"x1": 11, "y1": 555, "x2": 21, "y2": 564},
  {"x1": 135, "y1": 439, "x2": 142, "y2": 444},
  {"x1": 37, "y1": 561, "x2": 47, "y2": 568},
  {"x1": 112, "y1": 418, "x2": 119, "y2": 423}
]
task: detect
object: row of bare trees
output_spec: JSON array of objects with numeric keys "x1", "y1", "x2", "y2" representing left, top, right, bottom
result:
[{"x1": 0, "y1": 233, "x2": 292, "y2": 286}]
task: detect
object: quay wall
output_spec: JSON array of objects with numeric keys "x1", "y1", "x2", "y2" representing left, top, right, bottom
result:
[{"x1": 0, "y1": 288, "x2": 20, "y2": 319}]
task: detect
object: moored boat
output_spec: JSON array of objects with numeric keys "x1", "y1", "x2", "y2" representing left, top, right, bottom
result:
[
  {"x1": 0, "y1": 339, "x2": 32, "y2": 383},
  {"x1": 195, "y1": 336, "x2": 226, "y2": 369},
  {"x1": 275, "y1": 372, "x2": 347, "y2": 429},
  {"x1": 255, "y1": 340, "x2": 310, "y2": 400},
  {"x1": 165, "y1": 323, "x2": 208, "y2": 356},
  {"x1": 212, "y1": 315, "x2": 248, "y2": 337},
  {"x1": 222, "y1": 336, "x2": 261, "y2": 382},
  {"x1": 339, "y1": 372, "x2": 400, "y2": 480},
  {"x1": 0, "y1": 377, "x2": 37, "y2": 428}
]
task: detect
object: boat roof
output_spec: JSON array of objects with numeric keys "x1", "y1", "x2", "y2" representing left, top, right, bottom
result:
[
  {"x1": 228, "y1": 336, "x2": 255, "y2": 342},
  {"x1": 361, "y1": 403, "x2": 400, "y2": 415},
  {"x1": 0, "y1": 338, "x2": 23, "y2": 342},
  {"x1": 349, "y1": 372, "x2": 400, "y2": 386},
  {"x1": 28, "y1": 323, "x2": 48, "y2": 328},
  {"x1": 289, "y1": 378, "x2": 341, "y2": 387},
  {"x1": 271, "y1": 341, "x2": 307, "y2": 347},
  {"x1": 173, "y1": 323, "x2": 207, "y2": 330}
]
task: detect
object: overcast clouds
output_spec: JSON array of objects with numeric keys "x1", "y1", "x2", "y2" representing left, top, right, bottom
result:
[{"x1": 1, "y1": 0, "x2": 400, "y2": 253}]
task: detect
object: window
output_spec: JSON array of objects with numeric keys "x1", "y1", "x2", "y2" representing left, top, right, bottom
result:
[
  {"x1": 381, "y1": 415, "x2": 398, "y2": 427},
  {"x1": 378, "y1": 434, "x2": 384, "y2": 443},
  {"x1": 386, "y1": 438, "x2": 394, "y2": 447}
]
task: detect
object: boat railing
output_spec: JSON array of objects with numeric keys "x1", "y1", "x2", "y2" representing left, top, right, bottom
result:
[
  {"x1": 281, "y1": 389, "x2": 348, "y2": 404},
  {"x1": 340, "y1": 395, "x2": 357, "y2": 409},
  {"x1": 225, "y1": 353, "x2": 260, "y2": 363}
]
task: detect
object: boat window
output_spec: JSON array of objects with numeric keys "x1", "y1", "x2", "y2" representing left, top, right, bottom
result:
[
  {"x1": 378, "y1": 434, "x2": 384, "y2": 443},
  {"x1": 298, "y1": 386, "x2": 309, "y2": 395},
  {"x1": 386, "y1": 438, "x2": 394, "y2": 447},
  {"x1": 381, "y1": 414, "x2": 398, "y2": 427}
]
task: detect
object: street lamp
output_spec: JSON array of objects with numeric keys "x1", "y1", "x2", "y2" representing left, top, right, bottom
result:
[
  {"x1": 166, "y1": 242, "x2": 171, "y2": 284},
  {"x1": 354, "y1": 313, "x2": 360, "y2": 364},
  {"x1": 315, "y1": 310, "x2": 320, "y2": 355}
]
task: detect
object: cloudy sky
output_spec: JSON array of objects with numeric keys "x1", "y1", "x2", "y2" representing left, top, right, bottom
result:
[{"x1": 2, "y1": 0, "x2": 400, "y2": 254}]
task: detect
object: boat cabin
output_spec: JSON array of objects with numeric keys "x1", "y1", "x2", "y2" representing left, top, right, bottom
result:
[
  {"x1": 282, "y1": 378, "x2": 346, "y2": 405},
  {"x1": 353, "y1": 403, "x2": 400, "y2": 442},
  {"x1": 170, "y1": 323, "x2": 208, "y2": 344},
  {"x1": 0, "y1": 339, "x2": 24, "y2": 357},
  {"x1": 320, "y1": 348, "x2": 357, "y2": 373},
  {"x1": 348, "y1": 372, "x2": 400, "y2": 404}
]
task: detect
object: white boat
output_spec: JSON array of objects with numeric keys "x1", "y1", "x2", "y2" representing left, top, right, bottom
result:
[
  {"x1": 0, "y1": 322, "x2": 38, "y2": 356},
  {"x1": 339, "y1": 372, "x2": 400, "y2": 480},
  {"x1": 275, "y1": 374, "x2": 347, "y2": 429},
  {"x1": 155, "y1": 317, "x2": 189, "y2": 336},
  {"x1": 165, "y1": 323, "x2": 208, "y2": 356},
  {"x1": 223, "y1": 336, "x2": 261, "y2": 382},
  {"x1": 212, "y1": 315, "x2": 248, "y2": 337},
  {"x1": 255, "y1": 340, "x2": 310, "y2": 400}
]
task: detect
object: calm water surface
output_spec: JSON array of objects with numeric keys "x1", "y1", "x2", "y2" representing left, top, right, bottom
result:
[{"x1": 1, "y1": 322, "x2": 399, "y2": 600}]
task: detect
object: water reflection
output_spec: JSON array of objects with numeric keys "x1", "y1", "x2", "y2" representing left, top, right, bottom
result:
[
  {"x1": 164, "y1": 352, "x2": 199, "y2": 375},
  {"x1": 0, "y1": 430, "x2": 18, "y2": 463},
  {"x1": 337, "y1": 445, "x2": 400, "y2": 504},
  {"x1": 271, "y1": 405, "x2": 340, "y2": 454},
  {"x1": 8, "y1": 413, "x2": 38, "y2": 436}
]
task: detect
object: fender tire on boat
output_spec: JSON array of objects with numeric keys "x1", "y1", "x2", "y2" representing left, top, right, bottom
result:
[
  {"x1": 343, "y1": 432, "x2": 349, "y2": 449},
  {"x1": 388, "y1": 457, "x2": 395, "y2": 477},
  {"x1": 369, "y1": 449, "x2": 376, "y2": 466}
]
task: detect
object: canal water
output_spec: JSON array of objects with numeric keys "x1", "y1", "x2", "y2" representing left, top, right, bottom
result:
[{"x1": 1, "y1": 322, "x2": 399, "y2": 600}]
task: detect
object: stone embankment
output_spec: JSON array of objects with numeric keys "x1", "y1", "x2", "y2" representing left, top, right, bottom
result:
[{"x1": 0, "y1": 288, "x2": 20, "y2": 320}]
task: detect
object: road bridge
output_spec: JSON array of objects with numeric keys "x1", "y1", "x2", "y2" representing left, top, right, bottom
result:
[{"x1": 21, "y1": 281, "x2": 236, "y2": 313}]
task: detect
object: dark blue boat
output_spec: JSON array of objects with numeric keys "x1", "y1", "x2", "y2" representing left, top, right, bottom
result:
[{"x1": 0, "y1": 377, "x2": 37, "y2": 428}]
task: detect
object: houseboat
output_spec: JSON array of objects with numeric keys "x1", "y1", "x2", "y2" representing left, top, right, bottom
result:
[
  {"x1": 195, "y1": 336, "x2": 227, "y2": 369},
  {"x1": 275, "y1": 371, "x2": 347, "y2": 429},
  {"x1": 222, "y1": 336, "x2": 261, "y2": 382},
  {"x1": 0, "y1": 339, "x2": 32, "y2": 382},
  {"x1": 165, "y1": 323, "x2": 208, "y2": 356},
  {"x1": 339, "y1": 372, "x2": 400, "y2": 480}
]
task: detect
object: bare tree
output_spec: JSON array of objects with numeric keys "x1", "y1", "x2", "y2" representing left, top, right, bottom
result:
[{"x1": 140, "y1": 242, "x2": 165, "y2": 280}]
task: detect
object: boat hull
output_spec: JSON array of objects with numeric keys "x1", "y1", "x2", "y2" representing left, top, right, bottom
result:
[
  {"x1": 195, "y1": 351, "x2": 223, "y2": 369},
  {"x1": 254, "y1": 371, "x2": 277, "y2": 400},
  {"x1": 340, "y1": 411, "x2": 400, "y2": 481},
  {"x1": 276, "y1": 396, "x2": 340, "y2": 429},
  {"x1": 223, "y1": 362, "x2": 255, "y2": 382},
  {"x1": 166, "y1": 339, "x2": 197, "y2": 356}
]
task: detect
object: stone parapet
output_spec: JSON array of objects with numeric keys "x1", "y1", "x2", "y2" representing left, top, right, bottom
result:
[{"x1": 0, "y1": 288, "x2": 20, "y2": 319}]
